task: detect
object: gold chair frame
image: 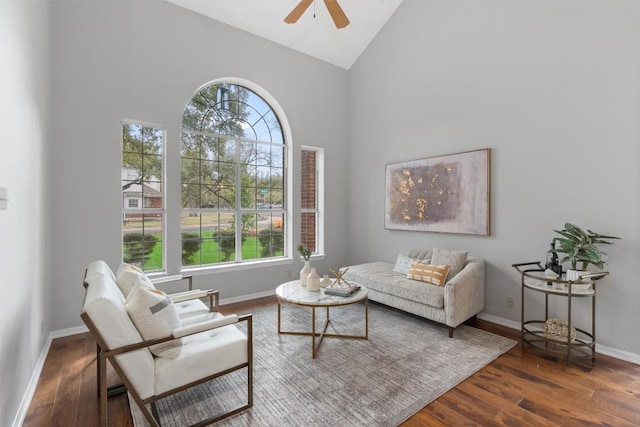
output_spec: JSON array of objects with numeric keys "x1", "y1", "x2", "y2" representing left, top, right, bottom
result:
[{"x1": 81, "y1": 310, "x2": 253, "y2": 427}]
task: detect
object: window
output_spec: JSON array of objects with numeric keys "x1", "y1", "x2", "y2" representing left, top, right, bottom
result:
[
  {"x1": 121, "y1": 122, "x2": 165, "y2": 271},
  {"x1": 180, "y1": 83, "x2": 286, "y2": 267},
  {"x1": 301, "y1": 147, "x2": 323, "y2": 255}
]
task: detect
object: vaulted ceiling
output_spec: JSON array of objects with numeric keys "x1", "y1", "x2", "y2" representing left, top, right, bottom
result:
[{"x1": 165, "y1": 0, "x2": 405, "y2": 69}]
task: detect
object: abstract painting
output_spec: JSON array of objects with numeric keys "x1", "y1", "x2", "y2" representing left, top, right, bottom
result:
[{"x1": 385, "y1": 149, "x2": 490, "y2": 235}]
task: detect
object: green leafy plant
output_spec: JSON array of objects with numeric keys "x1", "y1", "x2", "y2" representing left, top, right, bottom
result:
[
  {"x1": 259, "y1": 228, "x2": 284, "y2": 257},
  {"x1": 553, "y1": 222, "x2": 620, "y2": 270},
  {"x1": 123, "y1": 233, "x2": 157, "y2": 265},
  {"x1": 297, "y1": 243, "x2": 312, "y2": 261},
  {"x1": 181, "y1": 232, "x2": 201, "y2": 264}
]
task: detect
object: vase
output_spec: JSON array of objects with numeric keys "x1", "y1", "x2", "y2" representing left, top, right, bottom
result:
[
  {"x1": 320, "y1": 274, "x2": 332, "y2": 288},
  {"x1": 566, "y1": 269, "x2": 587, "y2": 281},
  {"x1": 307, "y1": 268, "x2": 321, "y2": 292},
  {"x1": 300, "y1": 260, "x2": 311, "y2": 287},
  {"x1": 565, "y1": 269, "x2": 593, "y2": 290}
]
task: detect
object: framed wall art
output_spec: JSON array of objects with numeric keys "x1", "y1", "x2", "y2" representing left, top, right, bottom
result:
[{"x1": 385, "y1": 148, "x2": 491, "y2": 236}]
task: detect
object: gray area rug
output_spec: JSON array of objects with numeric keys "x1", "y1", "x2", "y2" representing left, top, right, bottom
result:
[{"x1": 130, "y1": 302, "x2": 516, "y2": 427}]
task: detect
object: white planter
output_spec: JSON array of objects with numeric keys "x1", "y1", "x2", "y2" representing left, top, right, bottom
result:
[
  {"x1": 307, "y1": 268, "x2": 321, "y2": 292},
  {"x1": 565, "y1": 269, "x2": 587, "y2": 281},
  {"x1": 566, "y1": 269, "x2": 593, "y2": 290},
  {"x1": 300, "y1": 260, "x2": 311, "y2": 287}
]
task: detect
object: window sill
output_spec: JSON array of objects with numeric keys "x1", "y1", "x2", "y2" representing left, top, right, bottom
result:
[
  {"x1": 147, "y1": 254, "x2": 327, "y2": 279},
  {"x1": 181, "y1": 257, "x2": 295, "y2": 276}
]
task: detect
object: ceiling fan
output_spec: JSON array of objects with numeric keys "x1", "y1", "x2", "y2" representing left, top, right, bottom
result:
[{"x1": 284, "y1": 0, "x2": 350, "y2": 29}]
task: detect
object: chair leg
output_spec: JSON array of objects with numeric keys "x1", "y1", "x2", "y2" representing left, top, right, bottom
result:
[
  {"x1": 247, "y1": 316, "x2": 254, "y2": 408},
  {"x1": 99, "y1": 352, "x2": 108, "y2": 427},
  {"x1": 448, "y1": 326, "x2": 454, "y2": 338}
]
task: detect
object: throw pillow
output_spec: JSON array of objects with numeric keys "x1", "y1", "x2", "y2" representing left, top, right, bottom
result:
[
  {"x1": 405, "y1": 249, "x2": 432, "y2": 261},
  {"x1": 116, "y1": 266, "x2": 153, "y2": 297},
  {"x1": 125, "y1": 283, "x2": 182, "y2": 358},
  {"x1": 431, "y1": 248, "x2": 468, "y2": 282},
  {"x1": 407, "y1": 262, "x2": 451, "y2": 286},
  {"x1": 393, "y1": 253, "x2": 418, "y2": 275}
]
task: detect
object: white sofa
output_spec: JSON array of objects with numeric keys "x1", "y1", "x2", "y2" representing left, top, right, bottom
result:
[{"x1": 343, "y1": 250, "x2": 484, "y2": 337}]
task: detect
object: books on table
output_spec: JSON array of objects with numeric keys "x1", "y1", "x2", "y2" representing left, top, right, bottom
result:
[{"x1": 322, "y1": 284, "x2": 360, "y2": 297}]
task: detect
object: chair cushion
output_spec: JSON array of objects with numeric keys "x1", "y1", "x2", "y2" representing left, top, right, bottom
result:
[
  {"x1": 117, "y1": 266, "x2": 153, "y2": 297},
  {"x1": 174, "y1": 299, "x2": 211, "y2": 319},
  {"x1": 125, "y1": 283, "x2": 182, "y2": 358},
  {"x1": 82, "y1": 273, "x2": 155, "y2": 399},
  {"x1": 154, "y1": 324, "x2": 248, "y2": 396},
  {"x1": 84, "y1": 260, "x2": 117, "y2": 284}
]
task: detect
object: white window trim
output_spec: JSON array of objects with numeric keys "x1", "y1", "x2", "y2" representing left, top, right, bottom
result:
[
  {"x1": 121, "y1": 119, "x2": 167, "y2": 272},
  {"x1": 172, "y1": 77, "x2": 294, "y2": 274},
  {"x1": 301, "y1": 145, "x2": 325, "y2": 257}
]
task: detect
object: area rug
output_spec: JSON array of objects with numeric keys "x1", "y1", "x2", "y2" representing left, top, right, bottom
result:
[{"x1": 130, "y1": 302, "x2": 516, "y2": 427}]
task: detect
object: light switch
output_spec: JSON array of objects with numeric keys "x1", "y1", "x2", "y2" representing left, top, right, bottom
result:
[{"x1": 0, "y1": 186, "x2": 8, "y2": 210}]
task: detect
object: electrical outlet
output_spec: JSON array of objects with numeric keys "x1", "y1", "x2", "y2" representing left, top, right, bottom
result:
[{"x1": 506, "y1": 297, "x2": 515, "y2": 309}]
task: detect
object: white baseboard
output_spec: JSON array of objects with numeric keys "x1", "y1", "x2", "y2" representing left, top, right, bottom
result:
[
  {"x1": 477, "y1": 312, "x2": 640, "y2": 365},
  {"x1": 12, "y1": 334, "x2": 53, "y2": 427},
  {"x1": 219, "y1": 289, "x2": 276, "y2": 306}
]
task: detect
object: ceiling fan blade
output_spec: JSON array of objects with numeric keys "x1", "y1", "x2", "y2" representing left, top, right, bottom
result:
[
  {"x1": 284, "y1": 0, "x2": 314, "y2": 24},
  {"x1": 324, "y1": 0, "x2": 350, "y2": 28}
]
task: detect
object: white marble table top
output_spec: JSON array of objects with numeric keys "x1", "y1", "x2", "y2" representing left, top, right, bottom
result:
[{"x1": 276, "y1": 280, "x2": 368, "y2": 307}]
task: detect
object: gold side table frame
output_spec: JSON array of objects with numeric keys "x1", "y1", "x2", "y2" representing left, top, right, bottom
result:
[{"x1": 276, "y1": 281, "x2": 369, "y2": 358}]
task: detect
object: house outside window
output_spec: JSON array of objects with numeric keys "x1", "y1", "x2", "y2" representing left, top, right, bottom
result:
[
  {"x1": 180, "y1": 82, "x2": 286, "y2": 267},
  {"x1": 121, "y1": 122, "x2": 165, "y2": 271},
  {"x1": 301, "y1": 147, "x2": 323, "y2": 255}
]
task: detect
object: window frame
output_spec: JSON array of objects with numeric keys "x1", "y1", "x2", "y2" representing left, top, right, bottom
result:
[
  {"x1": 121, "y1": 119, "x2": 166, "y2": 272},
  {"x1": 300, "y1": 145, "x2": 325, "y2": 257},
  {"x1": 178, "y1": 79, "x2": 293, "y2": 272}
]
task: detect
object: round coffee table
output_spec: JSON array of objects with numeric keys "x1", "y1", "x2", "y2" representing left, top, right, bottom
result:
[{"x1": 275, "y1": 280, "x2": 369, "y2": 358}]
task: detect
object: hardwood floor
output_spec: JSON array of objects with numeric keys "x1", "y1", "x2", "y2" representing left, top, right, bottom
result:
[{"x1": 24, "y1": 296, "x2": 640, "y2": 426}]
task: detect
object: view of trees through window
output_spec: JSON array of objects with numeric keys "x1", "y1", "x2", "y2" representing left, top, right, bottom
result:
[
  {"x1": 180, "y1": 83, "x2": 286, "y2": 267},
  {"x1": 121, "y1": 122, "x2": 164, "y2": 271}
]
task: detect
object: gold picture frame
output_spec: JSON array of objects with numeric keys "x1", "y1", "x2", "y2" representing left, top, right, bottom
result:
[{"x1": 385, "y1": 148, "x2": 491, "y2": 235}]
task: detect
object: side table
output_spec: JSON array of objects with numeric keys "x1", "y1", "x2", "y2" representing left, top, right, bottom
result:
[
  {"x1": 513, "y1": 261, "x2": 609, "y2": 365},
  {"x1": 275, "y1": 280, "x2": 369, "y2": 358}
]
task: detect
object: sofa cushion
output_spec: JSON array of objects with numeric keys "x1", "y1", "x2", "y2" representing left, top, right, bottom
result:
[
  {"x1": 344, "y1": 261, "x2": 445, "y2": 308},
  {"x1": 405, "y1": 248, "x2": 432, "y2": 261},
  {"x1": 431, "y1": 248, "x2": 468, "y2": 282},
  {"x1": 393, "y1": 249, "x2": 432, "y2": 275},
  {"x1": 125, "y1": 284, "x2": 182, "y2": 358},
  {"x1": 393, "y1": 253, "x2": 416, "y2": 275},
  {"x1": 407, "y1": 262, "x2": 450, "y2": 287}
]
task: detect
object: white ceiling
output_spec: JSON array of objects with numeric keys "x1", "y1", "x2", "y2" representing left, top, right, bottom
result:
[{"x1": 165, "y1": 0, "x2": 405, "y2": 70}]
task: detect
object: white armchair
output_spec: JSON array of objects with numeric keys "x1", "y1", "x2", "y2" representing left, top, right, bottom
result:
[{"x1": 81, "y1": 261, "x2": 253, "y2": 426}]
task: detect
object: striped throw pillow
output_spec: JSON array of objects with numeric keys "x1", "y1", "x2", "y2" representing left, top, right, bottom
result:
[{"x1": 407, "y1": 262, "x2": 450, "y2": 287}]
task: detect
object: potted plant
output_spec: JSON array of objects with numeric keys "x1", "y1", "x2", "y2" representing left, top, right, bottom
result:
[
  {"x1": 553, "y1": 222, "x2": 620, "y2": 282},
  {"x1": 297, "y1": 243, "x2": 313, "y2": 287}
]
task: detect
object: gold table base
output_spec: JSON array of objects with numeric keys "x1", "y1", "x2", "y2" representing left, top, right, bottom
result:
[{"x1": 277, "y1": 297, "x2": 369, "y2": 358}]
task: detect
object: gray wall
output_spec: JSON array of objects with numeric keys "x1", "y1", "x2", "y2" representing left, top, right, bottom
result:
[
  {"x1": 0, "y1": 0, "x2": 52, "y2": 425},
  {"x1": 50, "y1": 1, "x2": 350, "y2": 330},
  {"x1": 348, "y1": 0, "x2": 640, "y2": 356}
]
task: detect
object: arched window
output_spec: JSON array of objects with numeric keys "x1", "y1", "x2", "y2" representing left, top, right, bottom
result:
[{"x1": 180, "y1": 82, "x2": 286, "y2": 267}]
